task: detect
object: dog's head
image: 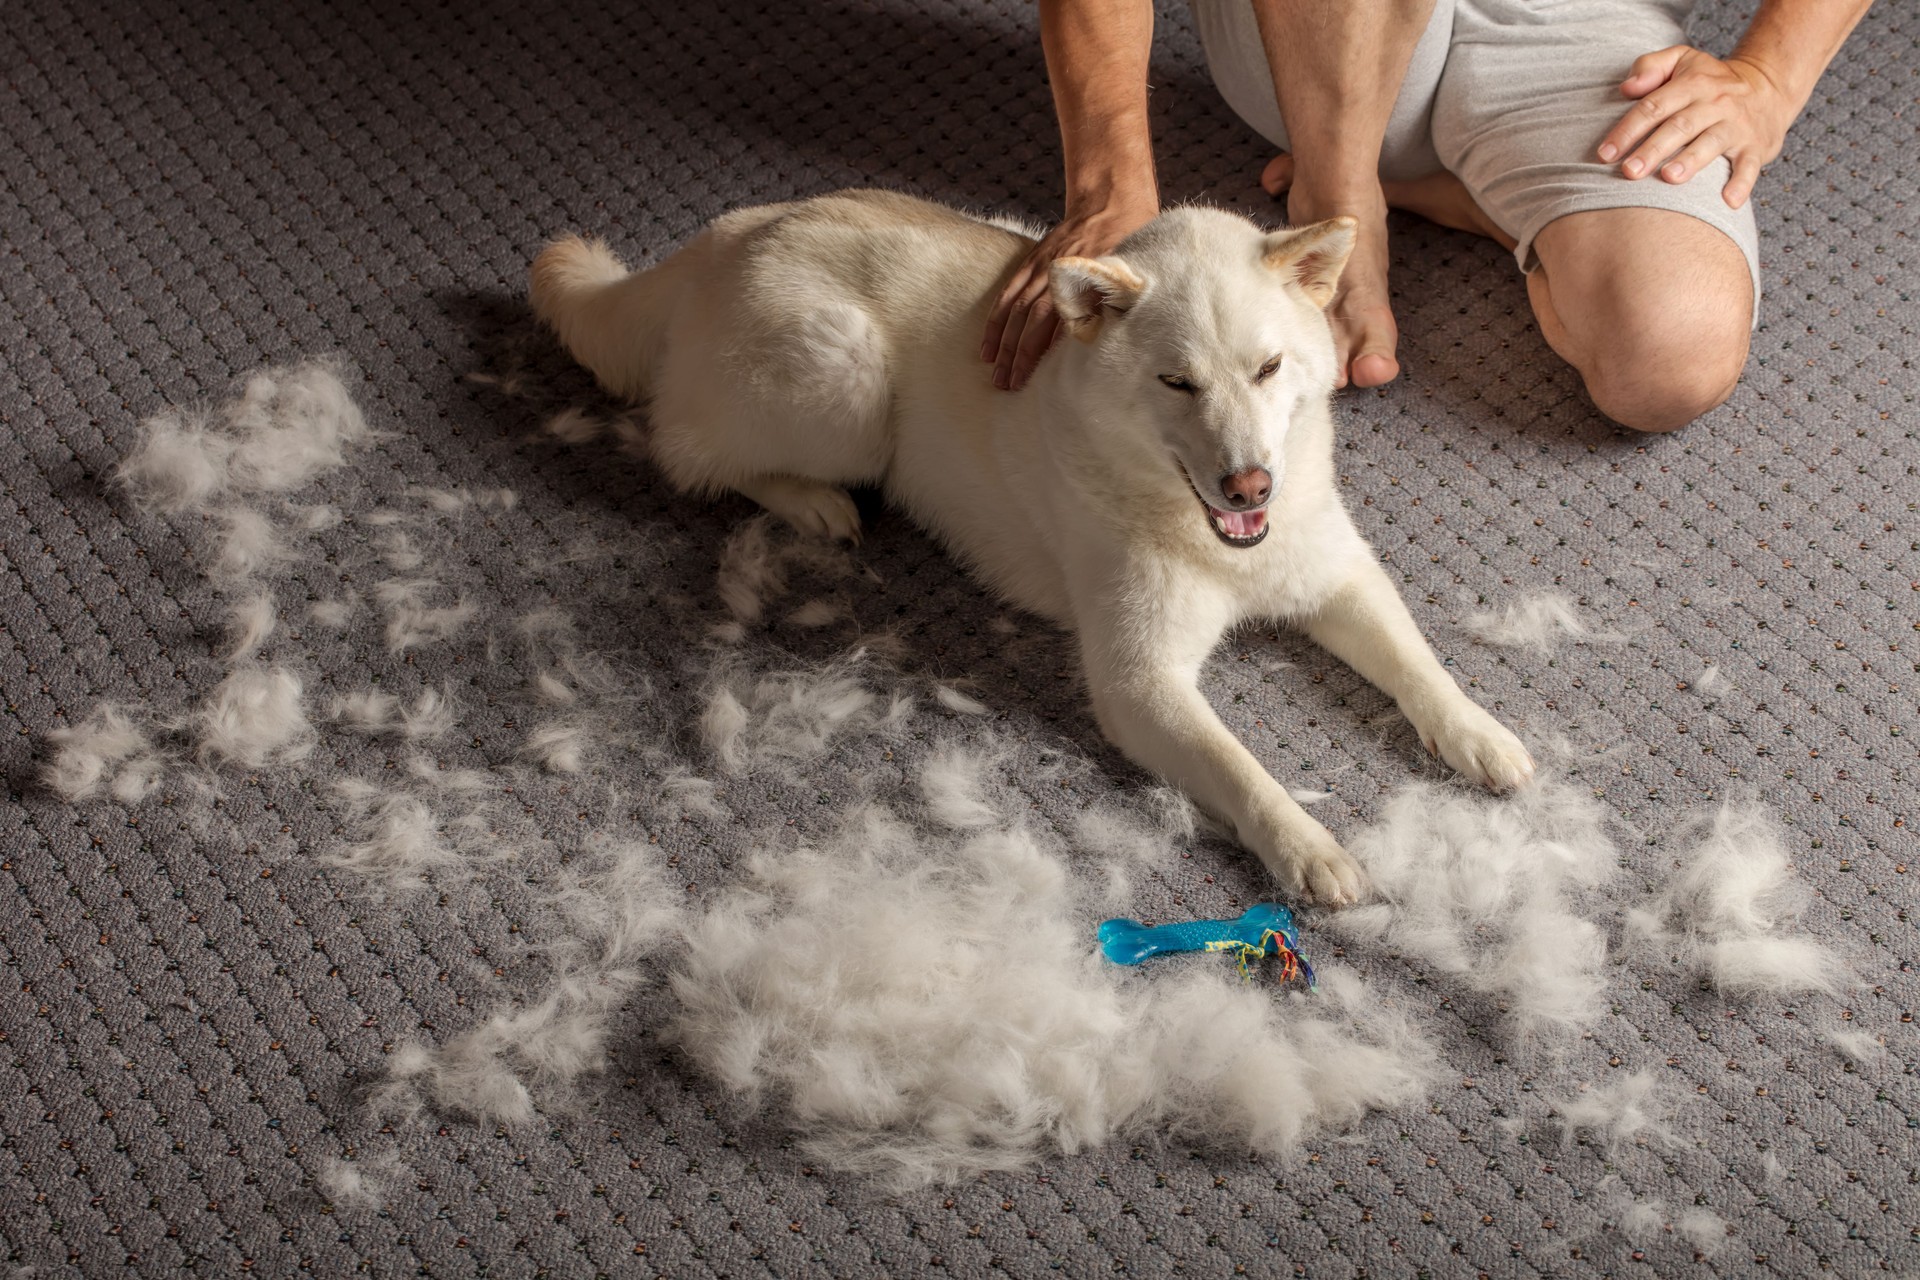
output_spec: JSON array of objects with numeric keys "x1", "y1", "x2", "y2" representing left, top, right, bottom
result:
[{"x1": 1047, "y1": 209, "x2": 1354, "y2": 549}]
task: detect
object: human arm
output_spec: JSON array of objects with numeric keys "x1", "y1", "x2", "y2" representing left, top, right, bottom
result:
[
  {"x1": 982, "y1": 0, "x2": 1159, "y2": 390},
  {"x1": 1598, "y1": 0, "x2": 1875, "y2": 208}
]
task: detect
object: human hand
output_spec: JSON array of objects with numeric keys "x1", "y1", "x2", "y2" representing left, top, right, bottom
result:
[
  {"x1": 981, "y1": 195, "x2": 1156, "y2": 390},
  {"x1": 1598, "y1": 46, "x2": 1797, "y2": 209}
]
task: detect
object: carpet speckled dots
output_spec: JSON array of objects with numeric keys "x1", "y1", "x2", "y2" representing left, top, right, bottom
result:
[{"x1": 3, "y1": 0, "x2": 1914, "y2": 1275}]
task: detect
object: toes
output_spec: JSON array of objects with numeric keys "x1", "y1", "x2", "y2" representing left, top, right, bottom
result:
[
  {"x1": 782, "y1": 486, "x2": 862, "y2": 542},
  {"x1": 1349, "y1": 351, "x2": 1400, "y2": 387},
  {"x1": 823, "y1": 492, "x2": 862, "y2": 543},
  {"x1": 1312, "y1": 861, "x2": 1362, "y2": 909},
  {"x1": 1261, "y1": 153, "x2": 1295, "y2": 198},
  {"x1": 1430, "y1": 712, "x2": 1535, "y2": 793},
  {"x1": 1300, "y1": 844, "x2": 1366, "y2": 909},
  {"x1": 1483, "y1": 747, "x2": 1537, "y2": 792},
  {"x1": 1310, "y1": 868, "x2": 1347, "y2": 908}
]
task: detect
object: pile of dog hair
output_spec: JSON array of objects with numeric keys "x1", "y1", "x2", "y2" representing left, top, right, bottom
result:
[{"x1": 43, "y1": 362, "x2": 1859, "y2": 1237}]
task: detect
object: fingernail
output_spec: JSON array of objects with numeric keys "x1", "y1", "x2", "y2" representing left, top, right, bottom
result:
[
  {"x1": 1664, "y1": 163, "x2": 1684, "y2": 181},
  {"x1": 1598, "y1": 143, "x2": 1617, "y2": 162},
  {"x1": 1623, "y1": 158, "x2": 1644, "y2": 177},
  {"x1": 992, "y1": 368, "x2": 1009, "y2": 390}
]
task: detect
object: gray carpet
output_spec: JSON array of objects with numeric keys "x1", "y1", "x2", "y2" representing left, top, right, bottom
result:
[{"x1": 4, "y1": 0, "x2": 1917, "y2": 1276}]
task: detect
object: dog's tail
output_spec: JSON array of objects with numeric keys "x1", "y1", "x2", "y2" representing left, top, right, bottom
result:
[
  {"x1": 529, "y1": 235, "x2": 671, "y2": 400},
  {"x1": 529, "y1": 234, "x2": 626, "y2": 320}
]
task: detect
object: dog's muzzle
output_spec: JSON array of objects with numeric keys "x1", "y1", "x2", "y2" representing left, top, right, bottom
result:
[{"x1": 1178, "y1": 463, "x2": 1270, "y2": 549}]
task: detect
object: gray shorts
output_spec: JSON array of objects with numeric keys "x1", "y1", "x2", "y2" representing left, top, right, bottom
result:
[{"x1": 1188, "y1": 0, "x2": 1762, "y2": 305}]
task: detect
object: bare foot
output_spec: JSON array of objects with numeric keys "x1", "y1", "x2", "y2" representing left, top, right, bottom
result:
[
  {"x1": 1379, "y1": 169, "x2": 1517, "y2": 251},
  {"x1": 1263, "y1": 153, "x2": 1398, "y2": 389}
]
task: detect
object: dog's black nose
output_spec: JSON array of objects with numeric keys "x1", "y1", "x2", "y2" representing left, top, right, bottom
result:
[{"x1": 1220, "y1": 467, "x2": 1272, "y2": 509}]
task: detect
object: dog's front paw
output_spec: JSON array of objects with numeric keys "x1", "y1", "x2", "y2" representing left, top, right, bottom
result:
[
  {"x1": 1257, "y1": 818, "x2": 1369, "y2": 908},
  {"x1": 1421, "y1": 703, "x2": 1535, "y2": 792}
]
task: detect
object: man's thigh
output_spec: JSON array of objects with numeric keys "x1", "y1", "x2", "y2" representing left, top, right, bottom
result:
[{"x1": 1432, "y1": 0, "x2": 1760, "y2": 314}]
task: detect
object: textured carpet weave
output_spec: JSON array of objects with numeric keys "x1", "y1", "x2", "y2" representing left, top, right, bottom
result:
[{"x1": 2, "y1": 0, "x2": 1916, "y2": 1276}]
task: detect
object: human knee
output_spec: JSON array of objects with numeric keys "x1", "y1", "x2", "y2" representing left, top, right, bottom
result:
[
  {"x1": 1580, "y1": 314, "x2": 1748, "y2": 433},
  {"x1": 1532, "y1": 210, "x2": 1754, "y2": 432}
]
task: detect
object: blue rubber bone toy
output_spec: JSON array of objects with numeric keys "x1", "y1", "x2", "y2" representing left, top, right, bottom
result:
[{"x1": 1097, "y1": 903, "x2": 1316, "y2": 988}]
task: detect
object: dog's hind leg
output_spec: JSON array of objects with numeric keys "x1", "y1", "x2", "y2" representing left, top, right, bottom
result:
[
  {"x1": 733, "y1": 474, "x2": 862, "y2": 542},
  {"x1": 648, "y1": 297, "x2": 888, "y2": 541}
]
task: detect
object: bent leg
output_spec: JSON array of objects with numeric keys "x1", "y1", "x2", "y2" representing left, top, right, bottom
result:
[
  {"x1": 1426, "y1": 0, "x2": 1761, "y2": 430},
  {"x1": 1378, "y1": 176, "x2": 1753, "y2": 431},
  {"x1": 1189, "y1": 0, "x2": 1452, "y2": 389},
  {"x1": 1528, "y1": 207, "x2": 1753, "y2": 432}
]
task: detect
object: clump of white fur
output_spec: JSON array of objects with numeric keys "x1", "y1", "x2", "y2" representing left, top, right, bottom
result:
[
  {"x1": 309, "y1": 598, "x2": 355, "y2": 629},
  {"x1": 1629, "y1": 803, "x2": 1846, "y2": 998},
  {"x1": 375, "y1": 579, "x2": 477, "y2": 652},
  {"x1": 701, "y1": 651, "x2": 908, "y2": 775},
  {"x1": 786, "y1": 599, "x2": 843, "y2": 628},
  {"x1": 917, "y1": 742, "x2": 1004, "y2": 829},
  {"x1": 1463, "y1": 593, "x2": 1619, "y2": 656},
  {"x1": 117, "y1": 360, "x2": 370, "y2": 513},
  {"x1": 223, "y1": 593, "x2": 277, "y2": 661},
  {"x1": 541, "y1": 407, "x2": 604, "y2": 445},
  {"x1": 316, "y1": 1153, "x2": 398, "y2": 1210},
  {"x1": 669, "y1": 763, "x2": 1433, "y2": 1188},
  {"x1": 1826, "y1": 1026, "x2": 1880, "y2": 1062},
  {"x1": 195, "y1": 668, "x2": 314, "y2": 767},
  {"x1": 215, "y1": 507, "x2": 287, "y2": 580},
  {"x1": 1329, "y1": 775, "x2": 1615, "y2": 1043},
  {"x1": 715, "y1": 517, "x2": 786, "y2": 625},
  {"x1": 1594, "y1": 1175, "x2": 1669, "y2": 1247},
  {"x1": 1552, "y1": 1071, "x2": 1681, "y2": 1153},
  {"x1": 409, "y1": 485, "x2": 518, "y2": 514},
  {"x1": 329, "y1": 688, "x2": 456, "y2": 741},
  {"x1": 1678, "y1": 1207, "x2": 1729, "y2": 1255},
  {"x1": 1073, "y1": 785, "x2": 1196, "y2": 906},
  {"x1": 934, "y1": 685, "x2": 990, "y2": 716},
  {"x1": 373, "y1": 842, "x2": 680, "y2": 1124},
  {"x1": 714, "y1": 514, "x2": 857, "y2": 625},
  {"x1": 523, "y1": 723, "x2": 588, "y2": 773},
  {"x1": 1586, "y1": 1179, "x2": 1726, "y2": 1256},
  {"x1": 43, "y1": 705, "x2": 157, "y2": 801},
  {"x1": 324, "y1": 780, "x2": 476, "y2": 892}
]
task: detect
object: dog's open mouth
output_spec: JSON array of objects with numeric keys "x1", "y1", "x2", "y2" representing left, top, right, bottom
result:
[{"x1": 1179, "y1": 464, "x2": 1269, "y2": 549}]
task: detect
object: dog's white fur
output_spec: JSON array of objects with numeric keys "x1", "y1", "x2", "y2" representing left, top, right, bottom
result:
[{"x1": 530, "y1": 189, "x2": 1533, "y2": 901}]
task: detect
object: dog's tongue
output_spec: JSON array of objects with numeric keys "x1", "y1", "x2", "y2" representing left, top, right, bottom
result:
[{"x1": 1212, "y1": 508, "x2": 1267, "y2": 539}]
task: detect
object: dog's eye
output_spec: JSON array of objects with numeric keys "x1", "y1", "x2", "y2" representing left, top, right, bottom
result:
[
  {"x1": 1255, "y1": 356, "x2": 1283, "y2": 383},
  {"x1": 1158, "y1": 374, "x2": 1197, "y2": 394}
]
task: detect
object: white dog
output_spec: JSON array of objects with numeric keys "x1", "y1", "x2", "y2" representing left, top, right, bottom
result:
[{"x1": 530, "y1": 189, "x2": 1533, "y2": 904}]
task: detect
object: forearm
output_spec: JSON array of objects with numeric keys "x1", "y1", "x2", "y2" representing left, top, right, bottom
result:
[
  {"x1": 1731, "y1": 0, "x2": 1873, "y2": 112},
  {"x1": 1040, "y1": 0, "x2": 1158, "y2": 211}
]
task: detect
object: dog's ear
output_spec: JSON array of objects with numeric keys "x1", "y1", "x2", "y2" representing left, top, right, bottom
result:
[
  {"x1": 1049, "y1": 256, "x2": 1148, "y2": 337},
  {"x1": 1262, "y1": 217, "x2": 1357, "y2": 308}
]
